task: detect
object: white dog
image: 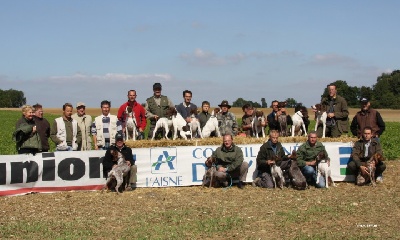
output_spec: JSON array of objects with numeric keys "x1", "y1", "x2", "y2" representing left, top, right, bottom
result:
[
  {"x1": 124, "y1": 106, "x2": 138, "y2": 141},
  {"x1": 188, "y1": 109, "x2": 202, "y2": 138},
  {"x1": 311, "y1": 104, "x2": 327, "y2": 138},
  {"x1": 171, "y1": 110, "x2": 192, "y2": 140},
  {"x1": 270, "y1": 161, "x2": 284, "y2": 189},
  {"x1": 291, "y1": 111, "x2": 307, "y2": 137},
  {"x1": 151, "y1": 117, "x2": 172, "y2": 140},
  {"x1": 201, "y1": 108, "x2": 221, "y2": 138},
  {"x1": 315, "y1": 151, "x2": 336, "y2": 188},
  {"x1": 252, "y1": 110, "x2": 266, "y2": 138}
]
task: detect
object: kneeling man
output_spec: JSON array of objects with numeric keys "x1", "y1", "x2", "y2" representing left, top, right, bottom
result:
[
  {"x1": 103, "y1": 133, "x2": 137, "y2": 191},
  {"x1": 210, "y1": 134, "x2": 248, "y2": 189}
]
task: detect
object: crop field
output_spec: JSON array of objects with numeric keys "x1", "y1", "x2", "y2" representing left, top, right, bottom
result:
[{"x1": 1, "y1": 108, "x2": 399, "y2": 239}]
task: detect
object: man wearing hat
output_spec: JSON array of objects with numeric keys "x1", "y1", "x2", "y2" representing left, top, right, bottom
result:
[
  {"x1": 103, "y1": 132, "x2": 138, "y2": 191},
  {"x1": 350, "y1": 97, "x2": 385, "y2": 139},
  {"x1": 144, "y1": 83, "x2": 174, "y2": 139},
  {"x1": 72, "y1": 102, "x2": 93, "y2": 150},
  {"x1": 216, "y1": 100, "x2": 238, "y2": 136}
]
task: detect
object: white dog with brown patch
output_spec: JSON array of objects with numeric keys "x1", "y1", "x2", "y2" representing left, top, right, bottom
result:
[
  {"x1": 201, "y1": 108, "x2": 221, "y2": 138},
  {"x1": 315, "y1": 151, "x2": 336, "y2": 188},
  {"x1": 311, "y1": 104, "x2": 327, "y2": 138}
]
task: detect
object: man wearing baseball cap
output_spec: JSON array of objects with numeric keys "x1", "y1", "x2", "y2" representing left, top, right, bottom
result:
[
  {"x1": 350, "y1": 97, "x2": 385, "y2": 139},
  {"x1": 72, "y1": 102, "x2": 93, "y2": 150},
  {"x1": 103, "y1": 132, "x2": 137, "y2": 191},
  {"x1": 144, "y1": 83, "x2": 174, "y2": 139}
]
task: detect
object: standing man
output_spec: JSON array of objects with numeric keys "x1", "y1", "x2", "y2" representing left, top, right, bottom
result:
[
  {"x1": 117, "y1": 90, "x2": 147, "y2": 140},
  {"x1": 32, "y1": 103, "x2": 50, "y2": 152},
  {"x1": 72, "y1": 102, "x2": 92, "y2": 151},
  {"x1": 175, "y1": 90, "x2": 198, "y2": 124},
  {"x1": 91, "y1": 100, "x2": 122, "y2": 150},
  {"x1": 209, "y1": 134, "x2": 248, "y2": 189},
  {"x1": 103, "y1": 132, "x2": 137, "y2": 190},
  {"x1": 348, "y1": 126, "x2": 386, "y2": 185},
  {"x1": 317, "y1": 83, "x2": 349, "y2": 138},
  {"x1": 350, "y1": 97, "x2": 385, "y2": 140},
  {"x1": 296, "y1": 131, "x2": 329, "y2": 188},
  {"x1": 216, "y1": 100, "x2": 238, "y2": 136},
  {"x1": 50, "y1": 103, "x2": 82, "y2": 151},
  {"x1": 145, "y1": 83, "x2": 174, "y2": 139}
]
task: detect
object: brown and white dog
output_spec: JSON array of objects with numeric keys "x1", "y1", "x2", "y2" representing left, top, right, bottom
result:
[
  {"x1": 124, "y1": 106, "x2": 138, "y2": 141},
  {"x1": 104, "y1": 151, "x2": 130, "y2": 193},
  {"x1": 315, "y1": 151, "x2": 336, "y2": 188},
  {"x1": 188, "y1": 109, "x2": 202, "y2": 138},
  {"x1": 201, "y1": 108, "x2": 221, "y2": 138},
  {"x1": 171, "y1": 109, "x2": 192, "y2": 140},
  {"x1": 252, "y1": 110, "x2": 266, "y2": 138},
  {"x1": 311, "y1": 104, "x2": 327, "y2": 138},
  {"x1": 270, "y1": 156, "x2": 284, "y2": 189},
  {"x1": 202, "y1": 156, "x2": 218, "y2": 187},
  {"x1": 277, "y1": 102, "x2": 288, "y2": 137},
  {"x1": 366, "y1": 153, "x2": 384, "y2": 187}
]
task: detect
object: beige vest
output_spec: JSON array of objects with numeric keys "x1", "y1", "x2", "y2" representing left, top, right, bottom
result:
[
  {"x1": 94, "y1": 115, "x2": 118, "y2": 147},
  {"x1": 55, "y1": 117, "x2": 78, "y2": 150}
]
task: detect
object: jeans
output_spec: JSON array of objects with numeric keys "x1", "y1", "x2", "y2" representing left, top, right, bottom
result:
[{"x1": 301, "y1": 166, "x2": 326, "y2": 188}]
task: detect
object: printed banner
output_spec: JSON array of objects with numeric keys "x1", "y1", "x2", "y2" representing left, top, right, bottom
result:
[{"x1": 0, "y1": 142, "x2": 354, "y2": 196}]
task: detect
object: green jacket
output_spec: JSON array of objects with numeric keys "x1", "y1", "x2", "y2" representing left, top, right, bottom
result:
[
  {"x1": 211, "y1": 144, "x2": 243, "y2": 172},
  {"x1": 256, "y1": 140, "x2": 286, "y2": 173},
  {"x1": 146, "y1": 95, "x2": 170, "y2": 122},
  {"x1": 296, "y1": 141, "x2": 328, "y2": 168},
  {"x1": 321, "y1": 94, "x2": 349, "y2": 133},
  {"x1": 351, "y1": 138, "x2": 383, "y2": 169},
  {"x1": 13, "y1": 117, "x2": 42, "y2": 151}
]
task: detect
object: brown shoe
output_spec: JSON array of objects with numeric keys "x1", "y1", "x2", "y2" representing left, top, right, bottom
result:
[{"x1": 252, "y1": 177, "x2": 261, "y2": 187}]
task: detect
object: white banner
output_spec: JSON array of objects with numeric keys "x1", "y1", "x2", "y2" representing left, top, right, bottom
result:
[{"x1": 0, "y1": 142, "x2": 354, "y2": 196}]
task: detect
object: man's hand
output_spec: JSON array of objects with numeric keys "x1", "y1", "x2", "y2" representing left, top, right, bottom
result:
[
  {"x1": 125, "y1": 161, "x2": 131, "y2": 167},
  {"x1": 360, "y1": 165, "x2": 369, "y2": 175},
  {"x1": 307, "y1": 160, "x2": 316, "y2": 166},
  {"x1": 328, "y1": 113, "x2": 335, "y2": 118},
  {"x1": 218, "y1": 166, "x2": 227, "y2": 172},
  {"x1": 112, "y1": 164, "x2": 117, "y2": 169},
  {"x1": 267, "y1": 160, "x2": 275, "y2": 166}
]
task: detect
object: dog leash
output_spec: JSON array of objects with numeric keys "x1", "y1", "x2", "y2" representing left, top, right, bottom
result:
[{"x1": 223, "y1": 173, "x2": 233, "y2": 190}]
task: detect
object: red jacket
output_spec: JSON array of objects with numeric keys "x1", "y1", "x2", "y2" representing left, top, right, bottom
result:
[{"x1": 117, "y1": 101, "x2": 147, "y2": 130}]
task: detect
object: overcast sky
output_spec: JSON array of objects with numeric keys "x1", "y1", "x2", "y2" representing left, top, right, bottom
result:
[{"x1": 1, "y1": 1, "x2": 398, "y2": 109}]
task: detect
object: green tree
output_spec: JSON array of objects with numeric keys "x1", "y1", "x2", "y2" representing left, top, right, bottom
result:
[
  {"x1": 285, "y1": 98, "x2": 297, "y2": 108},
  {"x1": 261, "y1": 98, "x2": 267, "y2": 108},
  {"x1": 232, "y1": 98, "x2": 261, "y2": 108},
  {"x1": 373, "y1": 70, "x2": 400, "y2": 109},
  {"x1": 0, "y1": 89, "x2": 26, "y2": 108}
]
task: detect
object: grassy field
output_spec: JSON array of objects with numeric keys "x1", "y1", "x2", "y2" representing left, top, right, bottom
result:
[{"x1": 1, "y1": 108, "x2": 400, "y2": 239}]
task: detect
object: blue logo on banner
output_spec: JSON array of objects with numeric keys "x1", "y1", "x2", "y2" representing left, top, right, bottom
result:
[
  {"x1": 151, "y1": 149, "x2": 177, "y2": 174},
  {"x1": 339, "y1": 146, "x2": 352, "y2": 175}
]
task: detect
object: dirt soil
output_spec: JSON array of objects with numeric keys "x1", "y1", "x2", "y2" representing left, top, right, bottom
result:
[{"x1": 1, "y1": 161, "x2": 399, "y2": 239}]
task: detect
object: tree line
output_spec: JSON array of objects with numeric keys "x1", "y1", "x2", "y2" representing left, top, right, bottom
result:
[
  {"x1": 232, "y1": 70, "x2": 400, "y2": 109},
  {"x1": 0, "y1": 89, "x2": 26, "y2": 108}
]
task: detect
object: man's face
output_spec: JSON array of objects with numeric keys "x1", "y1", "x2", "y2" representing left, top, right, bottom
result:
[
  {"x1": 202, "y1": 104, "x2": 210, "y2": 112},
  {"x1": 272, "y1": 102, "x2": 278, "y2": 112},
  {"x1": 35, "y1": 108, "x2": 43, "y2": 118},
  {"x1": 221, "y1": 106, "x2": 229, "y2": 113},
  {"x1": 77, "y1": 106, "x2": 85, "y2": 116},
  {"x1": 245, "y1": 108, "x2": 254, "y2": 116},
  {"x1": 308, "y1": 133, "x2": 318, "y2": 146},
  {"x1": 223, "y1": 135, "x2": 233, "y2": 149},
  {"x1": 361, "y1": 101, "x2": 370, "y2": 111},
  {"x1": 153, "y1": 88, "x2": 162, "y2": 97},
  {"x1": 101, "y1": 104, "x2": 110, "y2": 116},
  {"x1": 64, "y1": 106, "x2": 73, "y2": 119},
  {"x1": 363, "y1": 129, "x2": 372, "y2": 141},
  {"x1": 184, "y1": 93, "x2": 192, "y2": 104},
  {"x1": 115, "y1": 138, "x2": 124, "y2": 148},
  {"x1": 328, "y1": 86, "x2": 337, "y2": 98},
  {"x1": 128, "y1": 91, "x2": 137, "y2": 102},
  {"x1": 269, "y1": 133, "x2": 279, "y2": 144}
]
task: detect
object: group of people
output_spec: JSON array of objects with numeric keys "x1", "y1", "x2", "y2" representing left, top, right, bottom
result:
[{"x1": 13, "y1": 82, "x2": 387, "y2": 189}]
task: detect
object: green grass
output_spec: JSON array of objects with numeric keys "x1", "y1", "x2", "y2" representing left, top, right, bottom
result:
[{"x1": 1, "y1": 110, "x2": 400, "y2": 159}]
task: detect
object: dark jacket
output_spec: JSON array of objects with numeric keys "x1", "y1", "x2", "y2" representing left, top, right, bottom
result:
[
  {"x1": 351, "y1": 138, "x2": 383, "y2": 169},
  {"x1": 175, "y1": 102, "x2": 198, "y2": 120},
  {"x1": 14, "y1": 117, "x2": 42, "y2": 151},
  {"x1": 350, "y1": 108, "x2": 385, "y2": 138},
  {"x1": 103, "y1": 144, "x2": 134, "y2": 176},
  {"x1": 211, "y1": 144, "x2": 243, "y2": 172},
  {"x1": 146, "y1": 95, "x2": 170, "y2": 123},
  {"x1": 256, "y1": 140, "x2": 287, "y2": 173},
  {"x1": 33, "y1": 116, "x2": 50, "y2": 151},
  {"x1": 198, "y1": 111, "x2": 211, "y2": 130},
  {"x1": 321, "y1": 94, "x2": 349, "y2": 133},
  {"x1": 296, "y1": 141, "x2": 328, "y2": 168},
  {"x1": 267, "y1": 111, "x2": 292, "y2": 132}
]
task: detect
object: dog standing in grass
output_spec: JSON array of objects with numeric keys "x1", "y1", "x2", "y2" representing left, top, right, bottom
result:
[{"x1": 103, "y1": 133, "x2": 137, "y2": 193}]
